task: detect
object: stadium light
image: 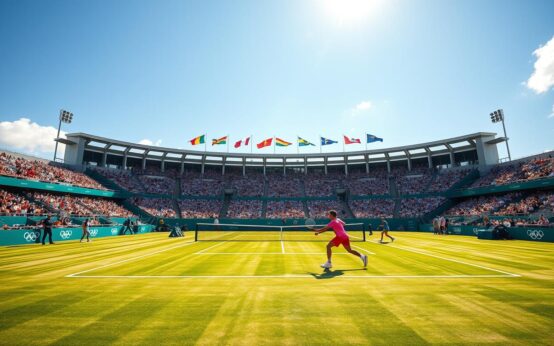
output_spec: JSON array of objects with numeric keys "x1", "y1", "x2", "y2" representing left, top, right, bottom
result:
[
  {"x1": 53, "y1": 109, "x2": 74, "y2": 162},
  {"x1": 489, "y1": 109, "x2": 511, "y2": 161}
]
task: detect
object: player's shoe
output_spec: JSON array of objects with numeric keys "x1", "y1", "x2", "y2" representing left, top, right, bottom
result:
[
  {"x1": 361, "y1": 255, "x2": 368, "y2": 267},
  {"x1": 391, "y1": 237, "x2": 395, "y2": 242},
  {"x1": 320, "y1": 262, "x2": 332, "y2": 269}
]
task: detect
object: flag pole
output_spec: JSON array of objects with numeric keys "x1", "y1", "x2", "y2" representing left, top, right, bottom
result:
[
  {"x1": 365, "y1": 133, "x2": 367, "y2": 151},
  {"x1": 227, "y1": 134, "x2": 229, "y2": 153},
  {"x1": 273, "y1": 136, "x2": 276, "y2": 154},
  {"x1": 319, "y1": 134, "x2": 322, "y2": 153},
  {"x1": 250, "y1": 134, "x2": 253, "y2": 153},
  {"x1": 204, "y1": 133, "x2": 207, "y2": 152},
  {"x1": 342, "y1": 134, "x2": 345, "y2": 153},
  {"x1": 297, "y1": 135, "x2": 299, "y2": 154}
]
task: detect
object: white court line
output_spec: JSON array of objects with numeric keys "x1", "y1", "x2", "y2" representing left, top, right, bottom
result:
[
  {"x1": 382, "y1": 243, "x2": 521, "y2": 277},
  {"x1": 65, "y1": 240, "x2": 197, "y2": 277},
  {"x1": 68, "y1": 274, "x2": 517, "y2": 279},
  {"x1": 193, "y1": 232, "x2": 241, "y2": 254},
  {"x1": 281, "y1": 238, "x2": 285, "y2": 254},
  {"x1": 351, "y1": 245, "x2": 375, "y2": 255},
  {"x1": 195, "y1": 252, "x2": 355, "y2": 255}
]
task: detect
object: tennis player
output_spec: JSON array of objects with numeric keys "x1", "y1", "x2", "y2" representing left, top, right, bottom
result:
[
  {"x1": 314, "y1": 210, "x2": 368, "y2": 269},
  {"x1": 378, "y1": 217, "x2": 395, "y2": 243},
  {"x1": 80, "y1": 218, "x2": 91, "y2": 243}
]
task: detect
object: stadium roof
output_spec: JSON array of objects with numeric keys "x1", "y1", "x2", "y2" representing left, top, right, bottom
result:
[{"x1": 63, "y1": 132, "x2": 502, "y2": 170}]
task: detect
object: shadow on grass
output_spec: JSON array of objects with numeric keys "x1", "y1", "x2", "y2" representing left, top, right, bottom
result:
[{"x1": 308, "y1": 268, "x2": 366, "y2": 280}]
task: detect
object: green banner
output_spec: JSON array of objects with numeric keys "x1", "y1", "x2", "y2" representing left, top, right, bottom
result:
[
  {"x1": 0, "y1": 224, "x2": 154, "y2": 246},
  {"x1": 0, "y1": 175, "x2": 126, "y2": 198}
]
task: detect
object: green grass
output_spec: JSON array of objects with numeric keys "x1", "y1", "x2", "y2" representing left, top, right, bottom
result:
[{"x1": 1, "y1": 232, "x2": 553, "y2": 345}]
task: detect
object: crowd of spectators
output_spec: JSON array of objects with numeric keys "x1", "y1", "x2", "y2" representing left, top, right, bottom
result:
[
  {"x1": 229, "y1": 173, "x2": 265, "y2": 197},
  {"x1": 303, "y1": 172, "x2": 340, "y2": 196},
  {"x1": 134, "y1": 198, "x2": 177, "y2": 218},
  {"x1": 266, "y1": 200, "x2": 306, "y2": 218},
  {"x1": 32, "y1": 192, "x2": 134, "y2": 217},
  {"x1": 181, "y1": 171, "x2": 226, "y2": 196},
  {"x1": 178, "y1": 199, "x2": 222, "y2": 218},
  {"x1": 1, "y1": 152, "x2": 106, "y2": 190},
  {"x1": 343, "y1": 171, "x2": 389, "y2": 195},
  {"x1": 226, "y1": 200, "x2": 262, "y2": 218},
  {"x1": 0, "y1": 189, "x2": 43, "y2": 215},
  {"x1": 350, "y1": 199, "x2": 394, "y2": 218},
  {"x1": 94, "y1": 167, "x2": 144, "y2": 192},
  {"x1": 473, "y1": 156, "x2": 554, "y2": 188},
  {"x1": 399, "y1": 197, "x2": 445, "y2": 217},
  {"x1": 396, "y1": 169, "x2": 434, "y2": 195},
  {"x1": 445, "y1": 193, "x2": 520, "y2": 216},
  {"x1": 427, "y1": 169, "x2": 471, "y2": 192},
  {"x1": 494, "y1": 191, "x2": 554, "y2": 216},
  {"x1": 267, "y1": 174, "x2": 303, "y2": 197},
  {"x1": 307, "y1": 200, "x2": 346, "y2": 218},
  {"x1": 136, "y1": 175, "x2": 176, "y2": 195}
]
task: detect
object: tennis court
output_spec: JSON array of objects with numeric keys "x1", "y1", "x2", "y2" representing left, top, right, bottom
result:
[{"x1": 66, "y1": 225, "x2": 519, "y2": 279}]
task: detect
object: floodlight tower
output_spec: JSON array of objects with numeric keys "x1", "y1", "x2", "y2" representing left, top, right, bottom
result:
[
  {"x1": 53, "y1": 109, "x2": 73, "y2": 162},
  {"x1": 489, "y1": 109, "x2": 511, "y2": 161}
]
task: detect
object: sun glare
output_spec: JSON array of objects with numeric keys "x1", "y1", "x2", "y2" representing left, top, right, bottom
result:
[{"x1": 321, "y1": 0, "x2": 377, "y2": 25}]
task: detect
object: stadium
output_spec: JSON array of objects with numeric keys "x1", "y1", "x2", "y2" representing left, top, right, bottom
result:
[{"x1": 1, "y1": 0, "x2": 554, "y2": 345}]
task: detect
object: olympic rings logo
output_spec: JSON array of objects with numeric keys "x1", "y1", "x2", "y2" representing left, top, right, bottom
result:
[
  {"x1": 527, "y1": 230, "x2": 544, "y2": 240},
  {"x1": 23, "y1": 231, "x2": 40, "y2": 242},
  {"x1": 89, "y1": 229, "x2": 98, "y2": 237},
  {"x1": 59, "y1": 230, "x2": 73, "y2": 239},
  {"x1": 111, "y1": 228, "x2": 118, "y2": 235}
]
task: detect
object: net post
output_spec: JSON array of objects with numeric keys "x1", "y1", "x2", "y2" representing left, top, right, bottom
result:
[
  {"x1": 194, "y1": 223, "x2": 198, "y2": 242},
  {"x1": 363, "y1": 223, "x2": 366, "y2": 242}
]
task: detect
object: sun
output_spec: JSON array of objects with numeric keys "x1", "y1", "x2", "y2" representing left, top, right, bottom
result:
[{"x1": 321, "y1": 0, "x2": 377, "y2": 24}]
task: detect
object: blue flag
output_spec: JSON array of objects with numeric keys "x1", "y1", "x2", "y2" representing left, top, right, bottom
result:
[
  {"x1": 321, "y1": 137, "x2": 338, "y2": 145},
  {"x1": 366, "y1": 133, "x2": 383, "y2": 143}
]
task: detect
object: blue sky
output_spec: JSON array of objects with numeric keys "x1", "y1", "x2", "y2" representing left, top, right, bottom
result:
[{"x1": 0, "y1": 0, "x2": 553, "y2": 159}]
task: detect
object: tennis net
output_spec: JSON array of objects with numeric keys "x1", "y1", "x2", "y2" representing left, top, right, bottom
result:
[{"x1": 194, "y1": 222, "x2": 366, "y2": 242}]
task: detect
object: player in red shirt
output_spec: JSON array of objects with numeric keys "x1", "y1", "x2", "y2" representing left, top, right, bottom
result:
[{"x1": 314, "y1": 210, "x2": 368, "y2": 269}]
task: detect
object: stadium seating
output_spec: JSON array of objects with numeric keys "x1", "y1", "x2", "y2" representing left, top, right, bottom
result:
[
  {"x1": 1, "y1": 152, "x2": 106, "y2": 190},
  {"x1": 350, "y1": 199, "x2": 395, "y2": 218},
  {"x1": 266, "y1": 200, "x2": 305, "y2": 218},
  {"x1": 226, "y1": 200, "x2": 262, "y2": 218},
  {"x1": 178, "y1": 199, "x2": 222, "y2": 218}
]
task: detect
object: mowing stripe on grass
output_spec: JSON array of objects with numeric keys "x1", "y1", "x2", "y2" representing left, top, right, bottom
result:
[{"x1": 383, "y1": 243, "x2": 521, "y2": 277}]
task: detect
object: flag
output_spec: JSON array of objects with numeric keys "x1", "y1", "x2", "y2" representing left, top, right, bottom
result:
[
  {"x1": 234, "y1": 137, "x2": 250, "y2": 148},
  {"x1": 298, "y1": 137, "x2": 315, "y2": 146},
  {"x1": 344, "y1": 135, "x2": 361, "y2": 144},
  {"x1": 212, "y1": 136, "x2": 228, "y2": 146},
  {"x1": 275, "y1": 138, "x2": 292, "y2": 147},
  {"x1": 257, "y1": 138, "x2": 273, "y2": 149},
  {"x1": 321, "y1": 137, "x2": 338, "y2": 146},
  {"x1": 366, "y1": 133, "x2": 383, "y2": 143},
  {"x1": 190, "y1": 135, "x2": 205, "y2": 145}
]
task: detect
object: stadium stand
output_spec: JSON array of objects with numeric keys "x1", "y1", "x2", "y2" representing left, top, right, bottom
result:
[
  {"x1": 1, "y1": 152, "x2": 106, "y2": 190},
  {"x1": 178, "y1": 199, "x2": 222, "y2": 218},
  {"x1": 472, "y1": 156, "x2": 554, "y2": 187},
  {"x1": 226, "y1": 199, "x2": 262, "y2": 218},
  {"x1": 133, "y1": 197, "x2": 176, "y2": 218},
  {"x1": 266, "y1": 200, "x2": 306, "y2": 218},
  {"x1": 399, "y1": 197, "x2": 446, "y2": 217},
  {"x1": 350, "y1": 199, "x2": 395, "y2": 218},
  {"x1": 0, "y1": 188, "x2": 43, "y2": 215}
]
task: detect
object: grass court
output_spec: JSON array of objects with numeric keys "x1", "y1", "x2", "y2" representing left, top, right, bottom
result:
[{"x1": 1, "y1": 231, "x2": 553, "y2": 345}]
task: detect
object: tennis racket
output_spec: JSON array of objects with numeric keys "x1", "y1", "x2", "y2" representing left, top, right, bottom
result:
[{"x1": 305, "y1": 218, "x2": 318, "y2": 235}]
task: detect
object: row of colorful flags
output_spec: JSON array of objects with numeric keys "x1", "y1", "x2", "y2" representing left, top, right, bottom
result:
[{"x1": 188, "y1": 134, "x2": 383, "y2": 149}]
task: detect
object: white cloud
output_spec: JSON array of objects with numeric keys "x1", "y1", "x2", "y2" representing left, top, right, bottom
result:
[
  {"x1": 355, "y1": 100, "x2": 372, "y2": 111},
  {"x1": 138, "y1": 138, "x2": 162, "y2": 146},
  {"x1": 0, "y1": 118, "x2": 65, "y2": 155},
  {"x1": 526, "y1": 35, "x2": 554, "y2": 94}
]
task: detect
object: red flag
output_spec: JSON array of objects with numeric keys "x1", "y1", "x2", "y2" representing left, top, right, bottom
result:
[
  {"x1": 257, "y1": 138, "x2": 273, "y2": 149},
  {"x1": 344, "y1": 135, "x2": 361, "y2": 144},
  {"x1": 234, "y1": 136, "x2": 250, "y2": 148}
]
